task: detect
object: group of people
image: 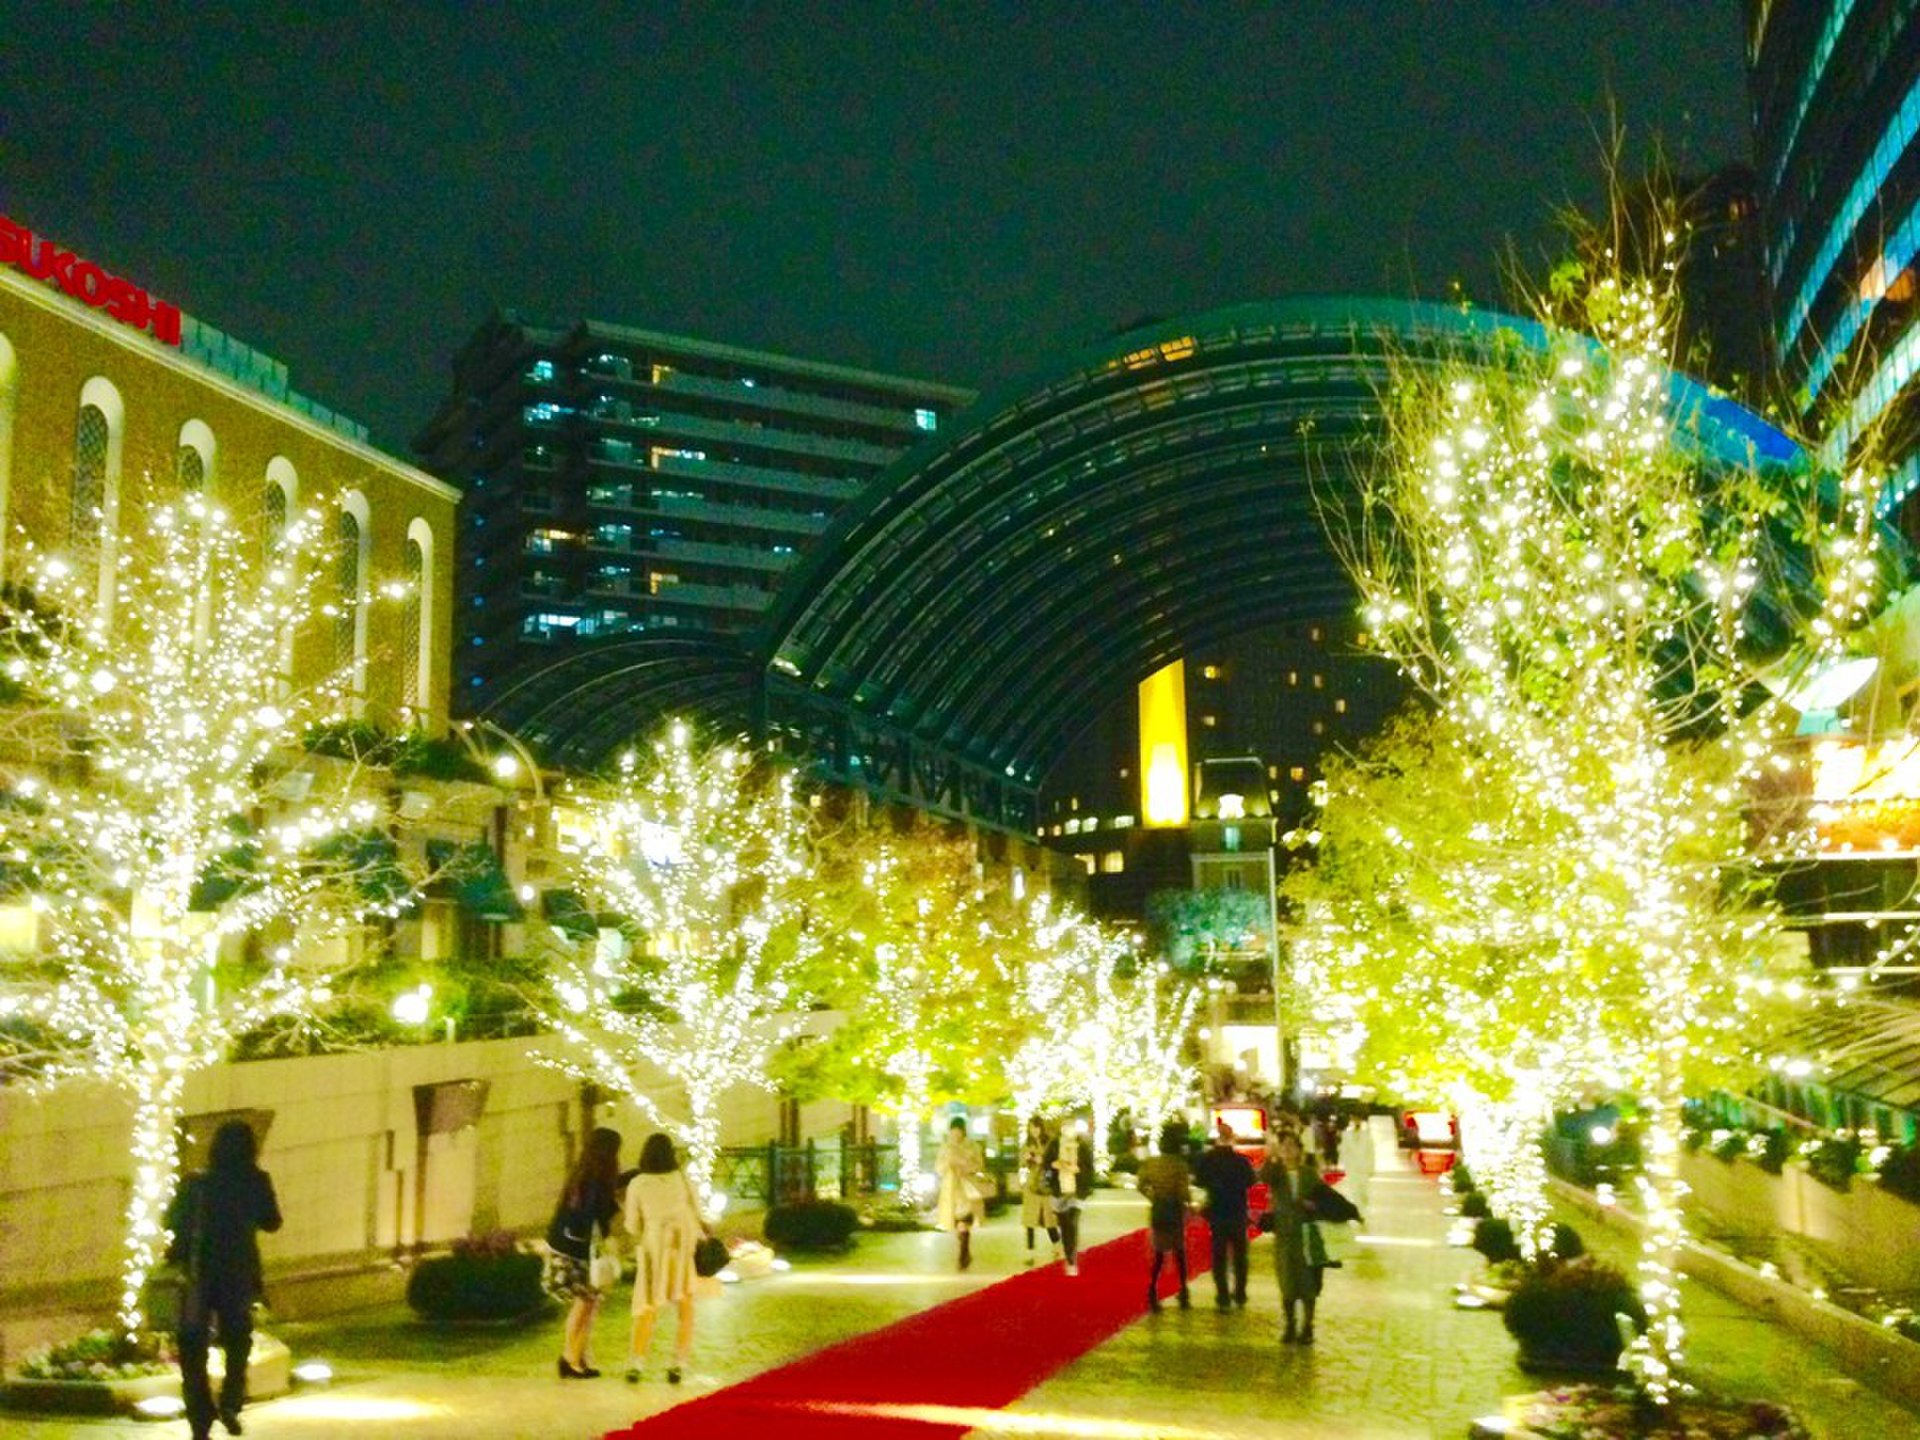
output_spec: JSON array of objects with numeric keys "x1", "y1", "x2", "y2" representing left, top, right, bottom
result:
[
  {"x1": 932, "y1": 1107, "x2": 1367, "y2": 1348},
  {"x1": 1134, "y1": 1117, "x2": 1368, "y2": 1345},
  {"x1": 544, "y1": 1126, "x2": 713, "y2": 1385},
  {"x1": 934, "y1": 1113, "x2": 1097, "y2": 1273}
]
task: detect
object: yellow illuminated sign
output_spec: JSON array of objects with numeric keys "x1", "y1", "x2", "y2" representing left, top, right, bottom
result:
[{"x1": 1139, "y1": 660, "x2": 1189, "y2": 827}]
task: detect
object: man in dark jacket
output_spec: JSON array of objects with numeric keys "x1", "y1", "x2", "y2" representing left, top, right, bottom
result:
[
  {"x1": 1190, "y1": 1122, "x2": 1256, "y2": 1308},
  {"x1": 167, "y1": 1120, "x2": 282, "y2": 1440}
]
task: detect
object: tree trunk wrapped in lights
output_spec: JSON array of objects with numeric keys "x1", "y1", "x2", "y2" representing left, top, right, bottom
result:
[
  {"x1": 0, "y1": 497, "x2": 415, "y2": 1339},
  {"x1": 1324, "y1": 226, "x2": 1886, "y2": 1397},
  {"x1": 535, "y1": 721, "x2": 820, "y2": 1211}
]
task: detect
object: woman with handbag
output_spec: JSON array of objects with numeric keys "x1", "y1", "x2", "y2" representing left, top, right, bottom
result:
[
  {"x1": 165, "y1": 1119, "x2": 281, "y2": 1440},
  {"x1": 935, "y1": 1115, "x2": 987, "y2": 1270},
  {"x1": 546, "y1": 1126, "x2": 623, "y2": 1379},
  {"x1": 621, "y1": 1132, "x2": 712, "y2": 1385},
  {"x1": 1258, "y1": 1128, "x2": 1362, "y2": 1345},
  {"x1": 1019, "y1": 1115, "x2": 1060, "y2": 1267},
  {"x1": 1044, "y1": 1116, "x2": 1096, "y2": 1276}
]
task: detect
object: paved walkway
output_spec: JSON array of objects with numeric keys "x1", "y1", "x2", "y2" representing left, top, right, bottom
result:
[{"x1": 6, "y1": 1124, "x2": 1915, "y2": 1439}]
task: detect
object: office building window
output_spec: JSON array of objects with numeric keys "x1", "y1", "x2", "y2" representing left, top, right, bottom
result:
[
  {"x1": 72, "y1": 404, "x2": 108, "y2": 545},
  {"x1": 1101, "y1": 851, "x2": 1125, "y2": 874}
]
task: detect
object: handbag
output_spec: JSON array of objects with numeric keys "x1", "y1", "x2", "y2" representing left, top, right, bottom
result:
[
  {"x1": 141, "y1": 1261, "x2": 192, "y2": 1333},
  {"x1": 693, "y1": 1235, "x2": 730, "y2": 1278},
  {"x1": 589, "y1": 1243, "x2": 621, "y2": 1290}
]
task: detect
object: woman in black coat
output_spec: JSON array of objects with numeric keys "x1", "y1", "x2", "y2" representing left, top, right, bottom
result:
[{"x1": 166, "y1": 1120, "x2": 282, "y2": 1440}]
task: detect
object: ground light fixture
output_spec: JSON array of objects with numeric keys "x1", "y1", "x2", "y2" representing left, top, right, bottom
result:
[
  {"x1": 291, "y1": 1359, "x2": 334, "y2": 1385},
  {"x1": 133, "y1": 1395, "x2": 186, "y2": 1419}
]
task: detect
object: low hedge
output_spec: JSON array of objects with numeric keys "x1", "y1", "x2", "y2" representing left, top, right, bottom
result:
[
  {"x1": 765, "y1": 1199, "x2": 859, "y2": 1251},
  {"x1": 1472, "y1": 1217, "x2": 1521, "y2": 1265},
  {"x1": 1459, "y1": 1191, "x2": 1491, "y2": 1218},
  {"x1": 406, "y1": 1246, "x2": 546, "y2": 1322}
]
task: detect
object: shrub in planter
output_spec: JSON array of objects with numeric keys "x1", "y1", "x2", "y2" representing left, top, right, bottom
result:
[
  {"x1": 1756, "y1": 1127, "x2": 1791, "y2": 1175},
  {"x1": 1503, "y1": 1257, "x2": 1644, "y2": 1372},
  {"x1": 764, "y1": 1198, "x2": 859, "y2": 1251},
  {"x1": 1711, "y1": 1129, "x2": 1746, "y2": 1162},
  {"x1": 860, "y1": 1199, "x2": 931, "y2": 1232},
  {"x1": 1805, "y1": 1135, "x2": 1861, "y2": 1192},
  {"x1": 1450, "y1": 1163, "x2": 1476, "y2": 1194},
  {"x1": 1472, "y1": 1217, "x2": 1521, "y2": 1265},
  {"x1": 407, "y1": 1234, "x2": 546, "y2": 1322},
  {"x1": 14, "y1": 1329, "x2": 172, "y2": 1381},
  {"x1": 1880, "y1": 1143, "x2": 1920, "y2": 1204},
  {"x1": 1459, "y1": 1190, "x2": 1491, "y2": 1218},
  {"x1": 1545, "y1": 1222, "x2": 1585, "y2": 1260}
]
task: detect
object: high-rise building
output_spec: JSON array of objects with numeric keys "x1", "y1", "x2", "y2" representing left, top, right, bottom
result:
[
  {"x1": 415, "y1": 315, "x2": 974, "y2": 709},
  {"x1": 1746, "y1": 0, "x2": 1920, "y2": 533},
  {"x1": 1037, "y1": 618, "x2": 1408, "y2": 919}
]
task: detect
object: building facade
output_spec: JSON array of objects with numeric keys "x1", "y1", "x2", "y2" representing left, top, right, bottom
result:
[
  {"x1": 414, "y1": 315, "x2": 973, "y2": 711},
  {"x1": 0, "y1": 240, "x2": 459, "y2": 734},
  {"x1": 1747, "y1": 0, "x2": 1920, "y2": 532}
]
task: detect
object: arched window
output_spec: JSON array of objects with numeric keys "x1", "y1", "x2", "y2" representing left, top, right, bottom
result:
[
  {"x1": 336, "y1": 491, "x2": 371, "y2": 712},
  {"x1": 335, "y1": 508, "x2": 361, "y2": 671},
  {"x1": 402, "y1": 537, "x2": 425, "y2": 711},
  {"x1": 175, "y1": 419, "x2": 215, "y2": 496},
  {"x1": 72, "y1": 405, "x2": 109, "y2": 545},
  {"x1": 264, "y1": 457, "x2": 297, "y2": 559},
  {"x1": 403, "y1": 517, "x2": 436, "y2": 721},
  {"x1": 71, "y1": 378, "x2": 126, "y2": 623}
]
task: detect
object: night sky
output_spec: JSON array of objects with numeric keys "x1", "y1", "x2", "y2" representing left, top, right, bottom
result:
[{"x1": 2, "y1": 3, "x2": 1750, "y2": 452}]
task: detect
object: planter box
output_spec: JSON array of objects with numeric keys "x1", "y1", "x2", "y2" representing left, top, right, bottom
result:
[
  {"x1": 1468, "y1": 1383, "x2": 1807, "y2": 1439},
  {"x1": 3, "y1": 1333, "x2": 291, "y2": 1416}
]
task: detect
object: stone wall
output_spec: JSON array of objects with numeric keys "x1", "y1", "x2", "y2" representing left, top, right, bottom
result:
[
  {"x1": 0, "y1": 1032, "x2": 853, "y2": 1306},
  {"x1": 1679, "y1": 1149, "x2": 1920, "y2": 1293}
]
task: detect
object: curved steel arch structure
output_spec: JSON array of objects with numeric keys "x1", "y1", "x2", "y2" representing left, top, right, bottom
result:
[
  {"x1": 756, "y1": 297, "x2": 1801, "y2": 818},
  {"x1": 486, "y1": 296, "x2": 1811, "y2": 826}
]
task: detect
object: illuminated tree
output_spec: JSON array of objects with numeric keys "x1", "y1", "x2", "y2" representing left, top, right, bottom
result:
[
  {"x1": 1330, "y1": 228, "x2": 1885, "y2": 1396},
  {"x1": 782, "y1": 820, "x2": 1018, "y2": 1197},
  {"x1": 536, "y1": 722, "x2": 819, "y2": 1209},
  {"x1": 0, "y1": 496, "x2": 411, "y2": 1338},
  {"x1": 1009, "y1": 904, "x2": 1199, "y2": 1166}
]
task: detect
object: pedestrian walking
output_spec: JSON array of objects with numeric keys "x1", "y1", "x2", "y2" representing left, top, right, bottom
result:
[
  {"x1": 1045, "y1": 1116, "x2": 1096, "y2": 1275},
  {"x1": 545, "y1": 1126, "x2": 622, "y2": 1379},
  {"x1": 1258, "y1": 1128, "x2": 1362, "y2": 1345},
  {"x1": 1019, "y1": 1115, "x2": 1060, "y2": 1267},
  {"x1": 622, "y1": 1133, "x2": 708, "y2": 1386},
  {"x1": 166, "y1": 1119, "x2": 282, "y2": 1440},
  {"x1": 1191, "y1": 1120, "x2": 1256, "y2": 1308},
  {"x1": 1340, "y1": 1111, "x2": 1376, "y2": 1210},
  {"x1": 935, "y1": 1116, "x2": 987, "y2": 1270},
  {"x1": 1135, "y1": 1119, "x2": 1193, "y2": 1311}
]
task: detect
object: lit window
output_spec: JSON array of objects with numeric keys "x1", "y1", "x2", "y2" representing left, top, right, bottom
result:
[
  {"x1": 648, "y1": 571, "x2": 680, "y2": 593},
  {"x1": 1334, "y1": 698, "x2": 1347, "y2": 714},
  {"x1": 1113, "y1": 814, "x2": 1134, "y2": 828},
  {"x1": 1082, "y1": 816, "x2": 1099, "y2": 832},
  {"x1": 1313, "y1": 721, "x2": 1325, "y2": 735},
  {"x1": 1101, "y1": 851, "x2": 1125, "y2": 874},
  {"x1": 1288, "y1": 671, "x2": 1298, "y2": 686},
  {"x1": 1070, "y1": 796, "x2": 1079, "y2": 812},
  {"x1": 1118, "y1": 766, "x2": 1131, "y2": 779},
  {"x1": 1201, "y1": 714, "x2": 1217, "y2": 728},
  {"x1": 1313, "y1": 674, "x2": 1324, "y2": 689},
  {"x1": 1267, "y1": 765, "x2": 1278, "y2": 779},
  {"x1": 1064, "y1": 819, "x2": 1081, "y2": 834},
  {"x1": 915, "y1": 407, "x2": 938, "y2": 431},
  {"x1": 527, "y1": 359, "x2": 556, "y2": 383},
  {"x1": 1079, "y1": 854, "x2": 1096, "y2": 875},
  {"x1": 1202, "y1": 664, "x2": 1221, "y2": 680},
  {"x1": 1310, "y1": 627, "x2": 1323, "y2": 642},
  {"x1": 1290, "y1": 766, "x2": 1306, "y2": 782},
  {"x1": 1221, "y1": 827, "x2": 1241, "y2": 853}
]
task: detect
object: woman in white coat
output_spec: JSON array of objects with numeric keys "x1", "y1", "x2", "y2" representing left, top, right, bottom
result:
[
  {"x1": 622, "y1": 1133, "x2": 706, "y2": 1385},
  {"x1": 935, "y1": 1116, "x2": 987, "y2": 1270}
]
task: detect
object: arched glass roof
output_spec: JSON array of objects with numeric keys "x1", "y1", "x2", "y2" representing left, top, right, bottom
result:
[{"x1": 758, "y1": 296, "x2": 1807, "y2": 789}]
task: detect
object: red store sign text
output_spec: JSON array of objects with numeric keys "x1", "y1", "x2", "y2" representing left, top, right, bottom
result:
[{"x1": 0, "y1": 216, "x2": 181, "y2": 346}]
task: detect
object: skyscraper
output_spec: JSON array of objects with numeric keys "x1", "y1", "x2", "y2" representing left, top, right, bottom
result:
[
  {"x1": 415, "y1": 315, "x2": 973, "y2": 710},
  {"x1": 1747, "y1": 0, "x2": 1920, "y2": 532}
]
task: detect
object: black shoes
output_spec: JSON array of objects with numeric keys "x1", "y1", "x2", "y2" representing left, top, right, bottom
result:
[
  {"x1": 558, "y1": 1358, "x2": 600, "y2": 1379},
  {"x1": 219, "y1": 1408, "x2": 243, "y2": 1435},
  {"x1": 1177, "y1": 1289, "x2": 1191, "y2": 1310},
  {"x1": 667, "y1": 1366, "x2": 683, "y2": 1385}
]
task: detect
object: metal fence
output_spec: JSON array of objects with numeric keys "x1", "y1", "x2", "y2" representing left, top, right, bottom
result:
[{"x1": 714, "y1": 1139, "x2": 1019, "y2": 1209}]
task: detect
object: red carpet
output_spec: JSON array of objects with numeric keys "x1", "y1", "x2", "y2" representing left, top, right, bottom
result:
[{"x1": 607, "y1": 1221, "x2": 1215, "y2": 1439}]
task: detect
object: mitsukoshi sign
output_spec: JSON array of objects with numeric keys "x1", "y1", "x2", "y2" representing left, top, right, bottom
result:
[{"x1": 0, "y1": 215, "x2": 182, "y2": 346}]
